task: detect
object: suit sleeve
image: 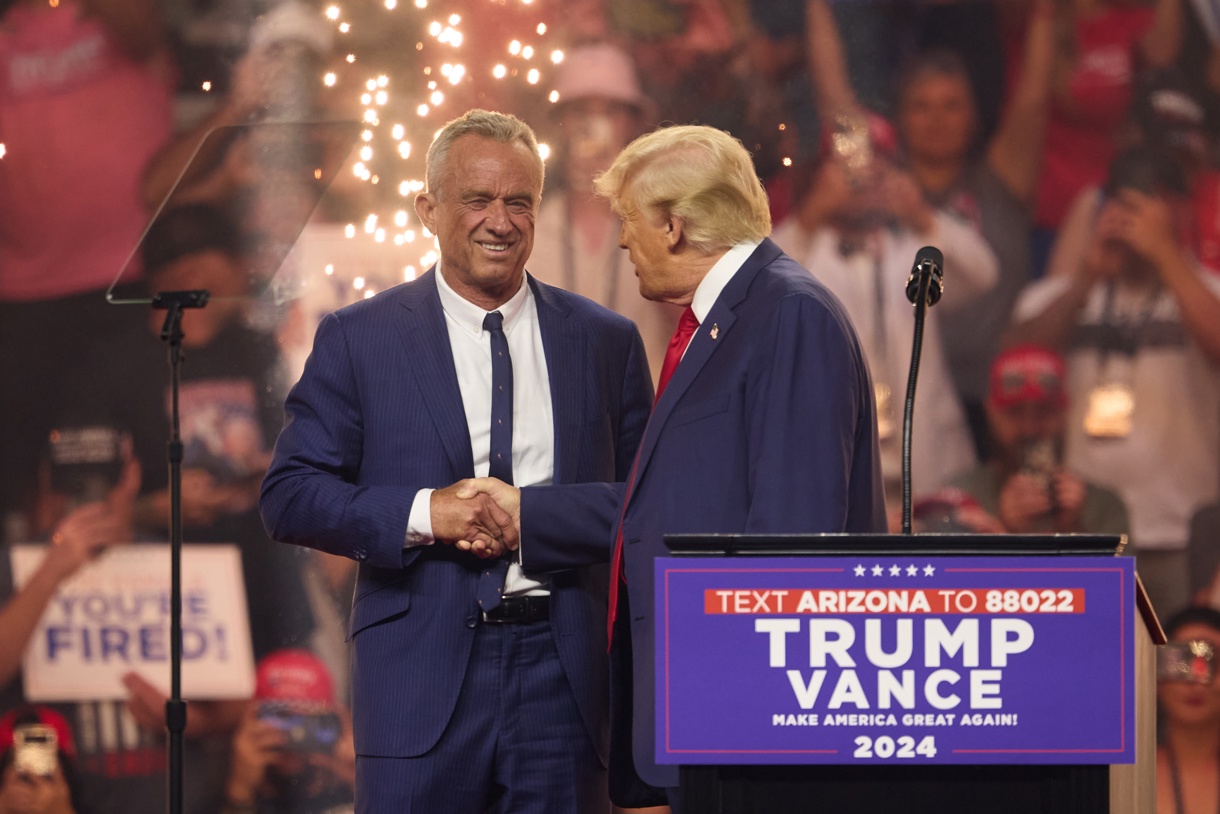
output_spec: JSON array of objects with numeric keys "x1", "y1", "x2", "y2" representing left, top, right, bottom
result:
[
  {"x1": 743, "y1": 292, "x2": 873, "y2": 532},
  {"x1": 518, "y1": 324, "x2": 654, "y2": 572},
  {"x1": 259, "y1": 313, "x2": 420, "y2": 571}
]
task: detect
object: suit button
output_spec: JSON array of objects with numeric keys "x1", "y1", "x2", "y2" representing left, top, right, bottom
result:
[{"x1": 465, "y1": 615, "x2": 478, "y2": 629}]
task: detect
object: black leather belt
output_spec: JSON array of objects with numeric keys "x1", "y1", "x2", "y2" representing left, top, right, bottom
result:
[{"x1": 481, "y1": 595, "x2": 550, "y2": 624}]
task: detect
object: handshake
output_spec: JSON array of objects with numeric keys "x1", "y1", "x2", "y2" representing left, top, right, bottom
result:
[{"x1": 430, "y1": 478, "x2": 520, "y2": 559}]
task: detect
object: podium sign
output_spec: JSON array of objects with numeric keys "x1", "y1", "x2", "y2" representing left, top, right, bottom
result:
[{"x1": 656, "y1": 555, "x2": 1135, "y2": 766}]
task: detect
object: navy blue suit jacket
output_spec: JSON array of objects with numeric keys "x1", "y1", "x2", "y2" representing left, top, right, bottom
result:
[
  {"x1": 614, "y1": 239, "x2": 885, "y2": 787},
  {"x1": 259, "y1": 269, "x2": 653, "y2": 765}
]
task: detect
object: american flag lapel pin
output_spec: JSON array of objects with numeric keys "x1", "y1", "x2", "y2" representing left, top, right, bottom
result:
[{"x1": 710, "y1": 323, "x2": 719, "y2": 340}]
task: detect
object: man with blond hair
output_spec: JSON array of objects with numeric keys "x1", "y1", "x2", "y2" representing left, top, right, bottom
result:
[
  {"x1": 593, "y1": 124, "x2": 887, "y2": 807},
  {"x1": 261, "y1": 109, "x2": 652, "y2": 813}
]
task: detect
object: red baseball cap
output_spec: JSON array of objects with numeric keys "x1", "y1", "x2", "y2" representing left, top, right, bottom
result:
[
  {"x1": 987, "y1": 345, "x2": 1068, "y2": 410},
  {"x1": 0, "y1": 705, "x2": 76, "y2": 759},
  {"x1": 254, "y1": 649, "x2": 335, "y2": 712}
]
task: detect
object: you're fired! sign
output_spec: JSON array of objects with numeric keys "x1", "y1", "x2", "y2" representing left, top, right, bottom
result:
[{"x1": 655, "y1": 556, "x2": 1135, "y2": 765}]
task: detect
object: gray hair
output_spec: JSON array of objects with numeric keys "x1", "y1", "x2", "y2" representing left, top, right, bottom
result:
[{"x1": 425, "y1": 109, "x2": 544, "y2": 198}]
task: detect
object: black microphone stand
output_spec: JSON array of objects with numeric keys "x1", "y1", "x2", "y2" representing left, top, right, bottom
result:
[
  {"x1": 901, "y1": 248, "x2": 943, "y2": 535},
  {"x1": 151, "y1": 289, "x2": 209, "y2": 814}
]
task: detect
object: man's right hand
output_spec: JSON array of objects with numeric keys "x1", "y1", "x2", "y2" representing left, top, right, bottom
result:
[
  {"x1": 225, "y1": 703, "x2": 286, "y2": 807},
  {"x1": 430, "y1": 480, "x2": 519, "y2": 558},
  {"x1": 997, "y1": 472, "x2": 1052, "y2": 533}
]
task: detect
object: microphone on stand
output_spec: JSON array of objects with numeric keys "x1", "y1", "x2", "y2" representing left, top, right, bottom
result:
[
  {"x1": 901, "y1": 246, "x2": 945, "y2": 535},
  {"x1": 905, "y1": 245, "x2": 944, "y2": 307}
]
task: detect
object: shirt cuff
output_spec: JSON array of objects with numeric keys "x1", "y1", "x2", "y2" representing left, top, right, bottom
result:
[{"x1": 405, "y1": 488, "x2": 436, "y2": 548}]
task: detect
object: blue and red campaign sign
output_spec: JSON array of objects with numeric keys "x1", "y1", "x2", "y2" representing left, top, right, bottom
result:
[{"x1": 655, "y1": 555, "x2": 1135, "y2": 765}]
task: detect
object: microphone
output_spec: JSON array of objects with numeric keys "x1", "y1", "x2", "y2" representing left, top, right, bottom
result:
[{"x1": 905, "y1": 246, "x2": 944, "y2": 307}]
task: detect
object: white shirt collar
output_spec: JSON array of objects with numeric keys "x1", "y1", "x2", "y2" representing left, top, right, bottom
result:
[
  {"x1": 434, "y1": 260, "x2": 531, "y2": 337},
  {"x1": 690, "y1": 240, "x2": 761, "y2": 323}
]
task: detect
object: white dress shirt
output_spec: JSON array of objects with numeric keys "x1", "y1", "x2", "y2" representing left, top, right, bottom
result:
[
  {"x1": 690, "y1": 240, "x2": 762, "y2": 325},
  {"x1": 404, "y1": 264, "x2": 555, "y2": 596}
]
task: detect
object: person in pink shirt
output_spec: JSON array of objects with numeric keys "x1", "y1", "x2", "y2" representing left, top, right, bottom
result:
[{"x1": 0, "y1": 0, "x2": 173, "y2": 526}]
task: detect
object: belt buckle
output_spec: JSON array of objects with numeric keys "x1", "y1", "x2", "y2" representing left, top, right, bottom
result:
[
  {"x1": 482, "y1": 597, "x2": 521, "y2": 624},
  {"x1": 481, "y1": 596, "x2": 540, "y2": 624}
]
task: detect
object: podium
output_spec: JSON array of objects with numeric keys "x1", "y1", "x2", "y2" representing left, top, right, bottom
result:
[{"x1": 656, "y1": 533, "x2": 1162, "y2": 814}]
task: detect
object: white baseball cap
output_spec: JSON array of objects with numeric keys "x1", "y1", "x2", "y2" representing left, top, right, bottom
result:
[{"x1": 553, "y1": 42, "x2": 648, "y2": 111}]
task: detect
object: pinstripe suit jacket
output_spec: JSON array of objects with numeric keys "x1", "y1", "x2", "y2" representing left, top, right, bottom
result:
[{"x1": 260, "y1": 268, "x2": 653, "y2": 763}]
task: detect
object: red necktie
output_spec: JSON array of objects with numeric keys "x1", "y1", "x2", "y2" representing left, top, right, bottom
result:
[
  {"x1": 608, "y1": 306, "x2": 700, "y2": 645},
  {"x1": 654, "y1": 306, "x2": 699, "y2": 404}
]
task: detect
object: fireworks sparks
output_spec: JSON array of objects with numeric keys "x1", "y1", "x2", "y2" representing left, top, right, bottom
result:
[{"x1": 216, "y1": 1, "x2": 560, "y2": 310}]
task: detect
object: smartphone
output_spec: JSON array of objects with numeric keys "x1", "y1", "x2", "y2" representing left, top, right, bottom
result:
[
  {"x1": 13, "y1": 724, "x2": 58, "y2": 777},
  {"x1": 1158, "y1": 640, "x2": 1216, "y2": 685},
  {"x1": 257, "y1": 704, "x2": 342, "y2": 753}
]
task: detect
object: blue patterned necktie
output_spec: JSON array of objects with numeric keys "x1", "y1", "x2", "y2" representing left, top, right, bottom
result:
[{"x1": 476, "y1": 310, "x2": 513, "y2": 612}]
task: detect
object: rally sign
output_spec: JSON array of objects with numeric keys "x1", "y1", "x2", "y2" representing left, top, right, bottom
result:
[
  {"x1": 11, "y1": 544, "x2": 256, "y2": 702},
  {"x1": 655, "y1": 555, "x2": 1135, "y2": 765}
]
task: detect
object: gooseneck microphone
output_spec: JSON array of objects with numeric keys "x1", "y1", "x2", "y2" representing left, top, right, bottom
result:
[
  {"x1": 901, "y1": 246, "x2": 944, "y2": 535},
  {"x1": 905, "y1": 245, "x2": 944, "y2": 307}
]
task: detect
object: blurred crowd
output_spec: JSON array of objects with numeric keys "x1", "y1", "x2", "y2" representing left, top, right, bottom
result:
[{"x1": 1, "y1": 0, "x2": 1220, "y2": 811}]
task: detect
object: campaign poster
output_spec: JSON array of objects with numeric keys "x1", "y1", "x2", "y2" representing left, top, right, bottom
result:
[{"x1": 11, "y1": 543, "x2": 256, "y2": 702}]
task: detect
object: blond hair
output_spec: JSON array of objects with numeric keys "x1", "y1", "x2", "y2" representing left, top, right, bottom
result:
[
  {"x1": 593, "y1": 124, "x2": 770, "y2": 254},
  {"x1": 426, "y1": 109, "x2": 544, "y2": 198}
]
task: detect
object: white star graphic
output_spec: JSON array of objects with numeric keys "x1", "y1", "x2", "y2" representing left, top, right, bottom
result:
[
  {"x1": 872, "y1": 564, "x2": 883, "y2": 576},
  {"x1": 906, "y1": 564, "x2": 918, "y2": 576},
  {"x1": 889, "y1": 564, "x2": 901, "y2": 576},
  {"x1": 854, "y1": 564, "x2": 866, "y2": 576},
  {"x1": 924, "y1": 564, "x2": 936, "y2": 576}
]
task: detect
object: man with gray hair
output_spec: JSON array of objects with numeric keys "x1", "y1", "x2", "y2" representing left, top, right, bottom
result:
[
  {"x1": 260, "y1": 109, "x2": 652, "y2": 812},
  {"x1": 594, "y1": 124, "x2": 887, "y2": 808}
]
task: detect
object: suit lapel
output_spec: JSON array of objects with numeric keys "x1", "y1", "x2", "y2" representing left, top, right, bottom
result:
[
  {"x1": 394, "y1": 268, "x2": 475, "y2": 477},
  {"x1": 629, "y1": 240, "x2": 781, "y2": 491},
  {"x1": 531, "y1": 275, "x2": 585, "y2": 486}
]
